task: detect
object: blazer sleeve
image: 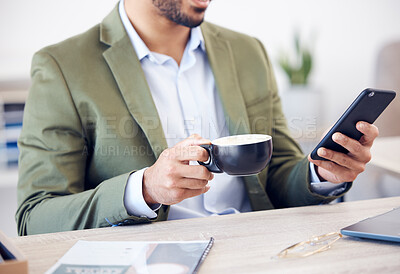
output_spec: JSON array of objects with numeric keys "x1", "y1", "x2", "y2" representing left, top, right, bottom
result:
[
  {"x1": 16, "y1": 51, "x2": 168, "y2": 236},
  {"x1": 253, "y1": 40, "x2": 351, "y2": 208}
]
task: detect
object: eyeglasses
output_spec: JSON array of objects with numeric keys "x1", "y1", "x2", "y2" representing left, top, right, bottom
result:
[{"x1": 275, "y1": 232, "x2": 342, "y2": 259}]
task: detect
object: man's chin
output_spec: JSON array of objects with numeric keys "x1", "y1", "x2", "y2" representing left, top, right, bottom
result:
[
  {"x1": 178, "y1": 16, "x2": 204, "y2": 28},
  {"x1": 188, "y1": 18, "x2": 204, "y2": 28}
]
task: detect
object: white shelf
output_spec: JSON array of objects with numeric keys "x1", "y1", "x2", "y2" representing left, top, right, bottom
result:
[
  {"x1": 0, "y1": 90, "x2": 29, "y2": 103},
  {"x1": 0, "y1": 168, "x2": 19, "y2": 188},
  {"x1": 370, "y1": 137, "x2": 400, "y2": 176}
]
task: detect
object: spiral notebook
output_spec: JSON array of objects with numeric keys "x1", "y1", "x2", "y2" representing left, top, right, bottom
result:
[{"x1": 46, "y1": 238, "x2": 214, "y2": 274}]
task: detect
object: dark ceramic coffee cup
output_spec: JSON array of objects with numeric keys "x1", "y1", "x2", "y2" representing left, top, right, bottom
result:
[{"x1": 198, "y1": 134, "x2": 273, "y2": 176}]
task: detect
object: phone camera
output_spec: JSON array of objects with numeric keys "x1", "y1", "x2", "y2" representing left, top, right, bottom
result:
[{"x1": 368, "y1": 91, "x2": 375, "y2": 97}]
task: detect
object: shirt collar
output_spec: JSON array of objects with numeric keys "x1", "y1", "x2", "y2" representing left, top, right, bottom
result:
[
  {"x1": 119, "y1": 0, "x2": 150, "y2": 60},
  {"x1": 189, "y1": 26, "x2": 206, "y2": 52},
  {"x1": 119, "y1": 0, "x2": 205, "y2": 62}
]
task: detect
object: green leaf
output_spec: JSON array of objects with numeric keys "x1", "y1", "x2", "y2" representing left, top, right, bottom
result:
[{"x1": 278, "y1": 32, "x2": 314, "y2": 86}]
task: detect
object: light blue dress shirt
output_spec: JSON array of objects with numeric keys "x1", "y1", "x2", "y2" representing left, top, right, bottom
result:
[{"x1": 119, "y1": 0, "x2": 346, "y2": 219}]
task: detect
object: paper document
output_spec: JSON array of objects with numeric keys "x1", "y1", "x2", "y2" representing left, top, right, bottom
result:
[{"x1": 46, "y1": 238, "x2": 214, "y2": 274}]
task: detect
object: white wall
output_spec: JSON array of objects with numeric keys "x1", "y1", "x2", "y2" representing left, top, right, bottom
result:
[
  {"x1": 0, "y1": 0, "x2": 117, "y2": 81},
  {"x1": 206, "y1": 0, "x2": 400, "y2": 125},
  {"x1": 2, "y1": 0, "x2": 400, "y2": 125}
]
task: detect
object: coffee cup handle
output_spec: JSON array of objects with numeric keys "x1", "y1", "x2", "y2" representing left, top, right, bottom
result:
[{"x1": 198, "y1": 144, "x2": 223, "y2": 173}]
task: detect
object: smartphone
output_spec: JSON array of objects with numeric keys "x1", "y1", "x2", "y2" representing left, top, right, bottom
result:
[{"x1": 310, "y1": 88, "x2": 396, "y2": 161}]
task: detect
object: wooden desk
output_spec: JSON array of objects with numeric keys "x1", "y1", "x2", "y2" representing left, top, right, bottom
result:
[
  {"x1": 370, "y1": 136, "x2": 400, "y2": 177},
  {"x1": 11, "y1": 197, "x2": 400, "y2": 273}
]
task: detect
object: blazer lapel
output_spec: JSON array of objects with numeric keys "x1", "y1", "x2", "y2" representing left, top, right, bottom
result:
[
  {"x1": 201, "y1": 24, "x2": 251, "y2": 136},
  {"x1": 99, "y1": 6, "x2": 167, "y2": 159}
]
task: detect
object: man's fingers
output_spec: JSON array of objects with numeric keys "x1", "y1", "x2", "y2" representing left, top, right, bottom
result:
[
  {"x1": 331, "y1": 132, "x2": 371, "y2": 162},
  {"x1": 177, "y1": 134, "x2": 211, "y2": 147},
  {"x1": 179, "y1": 165, "x2": 214, "y2": 181},
  {"x1": 146, "y1": 134, "x2": 213, "y2": 205},
  {"x1": 356, "y1": 122, "x2": 379, "y2": 147},
  {"x1": 167, "y1": 178, "x2": 209, "y2": 190},
  {"x1": 167, "y1": 185, "x2": 210, "y2": 204},
  {"x1": 174, "y1": 146, "x2": 210, "y2": 162},
  {"x1": 162, "y1": 145, "x2": 210, "y2": 163},
  {"x1": 162, "y1": 163, "x2": 213, "y2": 182},
  {"x1": 308, "y1": 155, "x2": 358, "y2": 183},
  {"x1": 316, "y1": 147, "x2": 365, "y2": 174},
  {"x1": 307, "y1": 122, "x2": 378, "y2": 184},
  {"x1": 170, "y1": 135, "x2": 211, "y2": 162}
]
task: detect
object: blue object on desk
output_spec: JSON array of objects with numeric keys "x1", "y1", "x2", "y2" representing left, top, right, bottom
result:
[
  {"x1": 0, "y1": 241, "x2": 16, "y2": 261},
  {"x1": 341, "y1": 207, "x2": 400, "y2": 243}
]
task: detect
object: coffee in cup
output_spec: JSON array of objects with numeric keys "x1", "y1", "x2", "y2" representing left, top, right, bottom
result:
[{"x1": 198, "y1": 134, "x2": 272, "y2": 176}]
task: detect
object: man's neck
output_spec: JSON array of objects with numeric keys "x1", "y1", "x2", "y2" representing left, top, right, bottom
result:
[{"x1": 125, "y1": 0, "x2": 191, "y2": 65}]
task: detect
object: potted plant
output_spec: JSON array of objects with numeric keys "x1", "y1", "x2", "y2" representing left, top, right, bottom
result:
[
  {"x1": 278, "y1": 32, "x2": 322, "y2": 146},
  {"x1": 278, "y1": 32, "x2": 313, "y2": 85}
]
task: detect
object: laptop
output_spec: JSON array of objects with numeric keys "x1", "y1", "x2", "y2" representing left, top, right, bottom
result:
[{"x1": 340, "y1": 207, "x2": 400, "y2": 243}]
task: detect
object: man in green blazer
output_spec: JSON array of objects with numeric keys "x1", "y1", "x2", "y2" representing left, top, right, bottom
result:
[{"x1": 16, "y1": 0, "x2": 378, "y2": 235}]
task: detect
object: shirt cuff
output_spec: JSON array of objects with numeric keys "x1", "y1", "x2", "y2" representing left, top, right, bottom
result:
[
  {"x1": 309, "y1": 162, "x2": 348, "y2": 197},
  {"x1": 124, "y1": 167, "x2": 162, "y2": 218}
]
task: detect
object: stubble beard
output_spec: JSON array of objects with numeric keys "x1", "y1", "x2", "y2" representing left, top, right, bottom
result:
[{"x1": 152, "y1": 0, "x2": 206, "y2": 28}]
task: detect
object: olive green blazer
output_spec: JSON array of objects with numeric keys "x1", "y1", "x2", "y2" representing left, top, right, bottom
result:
[{"x1": 16, "y1": 5, "x2": 348, "y2": 235}]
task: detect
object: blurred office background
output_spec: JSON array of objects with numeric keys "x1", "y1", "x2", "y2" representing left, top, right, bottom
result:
[{"x1": 1, "y1": 0, "x2": 399, "y2": 237}]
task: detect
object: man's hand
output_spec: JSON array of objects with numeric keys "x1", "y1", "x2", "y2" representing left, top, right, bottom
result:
[
  {"x1": 143, "y1": 134, "x2": 214, "y2": 206},
  {"x1": 308, "y1": 121, "x2": 379, "y2": 183}
]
